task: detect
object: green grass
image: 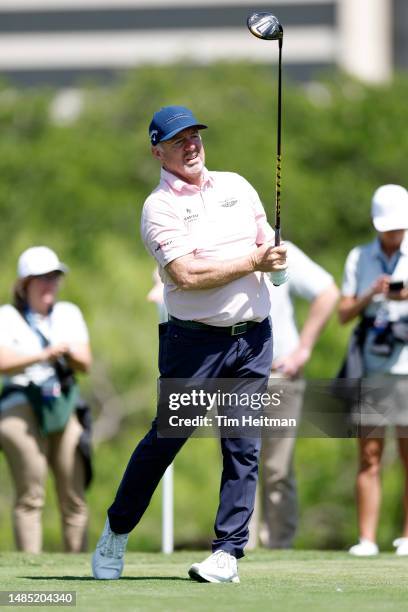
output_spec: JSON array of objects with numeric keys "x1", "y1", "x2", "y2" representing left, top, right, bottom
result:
[{"x1": 1, "y1": 550, "x2": 407, "y2": 612}]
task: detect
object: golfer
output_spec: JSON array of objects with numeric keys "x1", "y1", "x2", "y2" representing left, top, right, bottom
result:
[
  {"x1": 338, "y1": 184, "x2": 408, "y2": 556},
  {"x1": 92, "y1": 105, "x2": 287, "y2": 583}
]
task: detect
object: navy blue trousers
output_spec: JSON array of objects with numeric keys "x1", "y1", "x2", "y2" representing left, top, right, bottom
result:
[{"x1": 108, "y1": 317, "x2": 272, "y2": 559}]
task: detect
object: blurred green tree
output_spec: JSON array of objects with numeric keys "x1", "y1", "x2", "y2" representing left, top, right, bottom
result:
[{"x1": 0, "y1": 66, "x2": 407, "y2": 551}]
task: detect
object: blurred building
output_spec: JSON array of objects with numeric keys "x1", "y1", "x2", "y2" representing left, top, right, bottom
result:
[{"x1": 0, "y1": 0, "x2": 406, "y2": 87}]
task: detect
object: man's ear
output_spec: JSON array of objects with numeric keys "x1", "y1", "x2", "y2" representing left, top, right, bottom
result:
[{"x1": 151, "y1": 145, "x2": 162, "y2": 161}]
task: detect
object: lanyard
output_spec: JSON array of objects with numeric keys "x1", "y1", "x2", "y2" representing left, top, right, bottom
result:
[
  {"x1": 24, "y1": 309, "x2": 51, "y2": 349},
  {"x1": 378, "y1": 250, "x2": 401, "y2": 276}
]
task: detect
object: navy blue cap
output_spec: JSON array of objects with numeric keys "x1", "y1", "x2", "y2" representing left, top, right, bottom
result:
[{"x1": 149, "y1": 105, "x2": 207, "y2": 145}]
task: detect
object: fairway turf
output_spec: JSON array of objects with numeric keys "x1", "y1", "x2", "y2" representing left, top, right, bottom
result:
[{"x1": 0, "y1": 550, "x2": 407, "y2": 612}]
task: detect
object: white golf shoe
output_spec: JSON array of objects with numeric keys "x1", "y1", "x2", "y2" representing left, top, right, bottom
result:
[
  {"x1": 393, "y1": 537, "x2": 408, "y2": 556},
  {"x1": 188, "y1": 550, "x2": 240, "y2": 583},
  {"x1": 348, "y1": 538, "x2": 379, "y2": 557},
  {"x1": 92, "y1": 518, "x2": 129, "y2": 579}
]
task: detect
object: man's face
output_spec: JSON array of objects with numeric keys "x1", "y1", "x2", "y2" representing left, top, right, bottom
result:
[
  {"x1": 379, "y1": 229, "x2": 406, "y2": 252},
  {"x1": 152, "y1": 127, "x2": 205, "y2": 185}
]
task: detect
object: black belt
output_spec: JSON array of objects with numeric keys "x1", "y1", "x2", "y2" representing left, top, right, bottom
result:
[{"x1": 168, "y1": 315, "x2": 262, "y2": 336}]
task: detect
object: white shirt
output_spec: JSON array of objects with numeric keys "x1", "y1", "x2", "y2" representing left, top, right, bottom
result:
[
  {"x1": 342, "y1": 235, "x2": 408, "y2": 374},
  {"x1": 269, "y1": 242, "x2": 333, "y2": 360},
  {"x1": 141, "y1": 167, "x2": 275, "y2": 326},
  {"x1": 0, "y1": 302, "x2": 89, "y2": 409}
]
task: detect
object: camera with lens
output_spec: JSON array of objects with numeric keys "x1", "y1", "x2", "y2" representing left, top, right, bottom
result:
[{"x1": 54, "y1": 354, "x2": 75, "y2": 393}]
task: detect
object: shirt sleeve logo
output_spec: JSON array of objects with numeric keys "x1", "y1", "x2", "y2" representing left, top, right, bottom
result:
[{"x1": 155, "y1": 239, "x2": 174, "y2": 252}]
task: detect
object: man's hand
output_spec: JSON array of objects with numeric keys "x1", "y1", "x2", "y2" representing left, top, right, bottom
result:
[
  {"x1": 339, "y1": 275, "x2": 392, "y2": 324},
  {"x1": 370, "y1": 274, "x2": 408, "y2": 302},
  {"x1": 42, "y1": 343, "x2": 70, "y2": 363},
  {"x1": 251, "y1": 243, "x2": 287, "y2": 273},
  {"x1": 370, "y1": 274, "x2": 391, "y2": 297},
  {"x1": 41, "y1": 343, "x2": 92, "y2": 372},
  {"x1": 272, "y1": 346, "x2": 311, "y2": 378},
  {"x1": 368, "y1": 275, "x2": 408, "y2": 301},
  {"x1": 388, "y1": 287, "x2": 408, "y2": 301}
]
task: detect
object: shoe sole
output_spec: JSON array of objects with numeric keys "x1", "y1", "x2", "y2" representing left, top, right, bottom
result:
[
  {"x1": 188, "y1": 566, "x2": 240, "y2": 584},
  {"x1": 188, "y1": 567, "x2": 210, "y2": 583},
  {"x1": 91, "y1": 552, "x2": 123, "y2": 580}
]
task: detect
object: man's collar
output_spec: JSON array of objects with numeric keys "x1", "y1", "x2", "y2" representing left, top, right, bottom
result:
[{"x1": 160, "y1": 167, "x2": 213, "y2": 192}]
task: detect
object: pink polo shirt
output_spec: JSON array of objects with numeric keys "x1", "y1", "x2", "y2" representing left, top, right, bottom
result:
[{"x1": 141, "y1": 167, "x2": 274, "y2": 326}]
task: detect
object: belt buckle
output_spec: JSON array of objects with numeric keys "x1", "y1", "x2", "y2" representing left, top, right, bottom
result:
[{"x1": 231, "y1": 322, "x2": 247, "y2": 336}]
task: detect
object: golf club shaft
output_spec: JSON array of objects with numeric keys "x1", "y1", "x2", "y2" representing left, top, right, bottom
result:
[{"x1": 275, "y1": 38, "x2": 282, "y2": 247}]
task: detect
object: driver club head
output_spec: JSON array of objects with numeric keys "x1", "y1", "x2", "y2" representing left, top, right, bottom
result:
[{"x1": 247, "y1": 12, "x2": 283, "y2": 41}]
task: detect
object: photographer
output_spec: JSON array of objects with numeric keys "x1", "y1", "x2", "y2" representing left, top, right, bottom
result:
[
  {"x1": 338, "y1": 185, "x2": 408, "y2": 556},
  {"x1": 0, "y1": 246, "x2": 92, "y2": 553}
]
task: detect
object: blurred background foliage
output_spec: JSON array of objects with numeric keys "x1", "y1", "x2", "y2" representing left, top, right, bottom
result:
[{"x1": 0, "y1": 64, "x2": 407, "y2": 552}]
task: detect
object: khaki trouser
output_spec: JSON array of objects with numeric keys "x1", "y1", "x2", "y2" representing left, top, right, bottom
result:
[
  {"x1": 248, "y1": 377, "x2": 304, "y2": 549},
  {"x1": 0, "y1": 402, "x2": 88, "y2": 553}
]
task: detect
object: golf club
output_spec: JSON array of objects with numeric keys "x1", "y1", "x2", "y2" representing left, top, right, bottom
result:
[{"x1": 247, "y1": 12, "x2": 283, "y2": 247}]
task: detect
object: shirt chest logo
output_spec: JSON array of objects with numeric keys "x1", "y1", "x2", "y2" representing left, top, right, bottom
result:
[
  {"x1": 219, "y1": 198, "x2": 238, "y2": 208},
  {"x1": 184, "y1": 208, "x2": 199, "y2": 223}
]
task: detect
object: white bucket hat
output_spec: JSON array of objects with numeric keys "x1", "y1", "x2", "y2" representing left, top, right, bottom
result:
[
  {"x1": 371, "y1": 184, "x2": 408, "y2": 232},
  {"x1": 17, "y1": 246, "x2": 68, "y2": 279}
]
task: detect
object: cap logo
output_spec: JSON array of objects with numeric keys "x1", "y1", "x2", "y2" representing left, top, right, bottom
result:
[{"x1": 150, "y1": 129, "x2": 159, "y2": 145}]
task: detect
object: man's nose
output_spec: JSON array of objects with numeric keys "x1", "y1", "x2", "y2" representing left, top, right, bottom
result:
[{"x1": 184, "y1": 137, "x2": 198, "y2": 149}]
